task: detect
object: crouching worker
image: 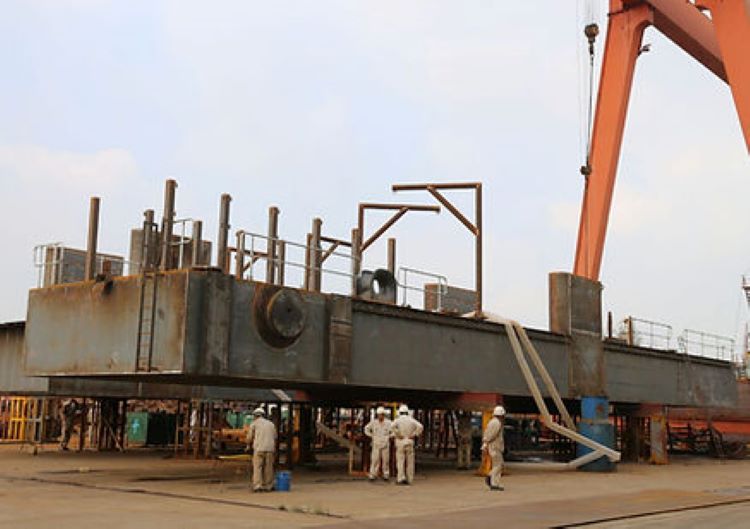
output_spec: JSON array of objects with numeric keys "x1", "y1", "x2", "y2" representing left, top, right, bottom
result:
[
  {"x1": 482, "y1": 405, "x2": 506, "y2": 491},
  {"x1": 246, "y1": 407, "x2": 277, "y2": 492},
  {"x1": 364, "y1": 406, "x2": 392, "y2": 481}
]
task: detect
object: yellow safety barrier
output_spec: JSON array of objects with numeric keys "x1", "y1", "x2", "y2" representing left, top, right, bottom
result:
[{"x1": 0, "y1": 397, "x2": 47, "y2": 443}]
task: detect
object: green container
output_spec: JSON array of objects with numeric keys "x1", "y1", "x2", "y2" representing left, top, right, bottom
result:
[
  {"x1": 126, "y1": 412, "x2": 149, "y2": 445},
  {"x1": 226, "y1": 411, "x2": 250, "y2": 429}
]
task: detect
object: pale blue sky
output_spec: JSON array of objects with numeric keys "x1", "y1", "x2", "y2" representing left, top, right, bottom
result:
[{"x1": 1, "y1": 1, "x2": 748, "y2": 351}]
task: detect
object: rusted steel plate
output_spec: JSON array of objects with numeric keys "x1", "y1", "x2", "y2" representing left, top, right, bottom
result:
[
  {"x1": 19, "y1": 270, "x2": 739, "y2": 409},
  {"x1": 25, "y1": 273, "x2": 187, "y2": 375},
  {"x1": 0, "y1": 322, "x2": 48, "y2": 393}
]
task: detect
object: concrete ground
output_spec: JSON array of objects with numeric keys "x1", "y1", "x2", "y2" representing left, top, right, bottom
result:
[{"x1": 1, "y1": 445, "x2": 749, "y2": 528}]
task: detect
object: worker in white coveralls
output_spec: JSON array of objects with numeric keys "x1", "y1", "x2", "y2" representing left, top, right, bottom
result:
[
  {"x1": 482, "y1": 405, "x2": 506, "y2": 491},
  {"x1": 456, "y1": 410, "x2": 473, "y2": 470},
  {"x1": 390, "y1": 404, "x2": 423, "y2": 485},
  {"x1": 245, "y1": 407, "x2": 277, "y2": 492},
  {"x1": 364, "y1": 406, "x2": 393, "y2": 481}
]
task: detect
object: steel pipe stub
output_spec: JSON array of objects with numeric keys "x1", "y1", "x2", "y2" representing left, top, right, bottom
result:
[{"x1": 356, "y1": 269, "x2": 397, "y2": 304}]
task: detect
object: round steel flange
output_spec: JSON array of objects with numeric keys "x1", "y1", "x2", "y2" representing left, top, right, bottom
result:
[
  {"x1": 265, "y1": 289, "x2": 307, "y2": 340},
  {"x1": 253, "y1": 284, "x2": 308, "y2": 348}
]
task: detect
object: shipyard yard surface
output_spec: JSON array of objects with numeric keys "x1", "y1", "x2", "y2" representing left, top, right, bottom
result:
[{"x1": 1, "y1": 445, "x2": 749, "y2": 528}]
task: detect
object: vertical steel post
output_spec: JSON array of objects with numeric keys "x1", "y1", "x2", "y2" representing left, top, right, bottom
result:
[
  {"x1": 351, "y1": 227, "x2": 361, "y2": 296},
  {"x1": 266, "y1": 206, "x2": 280, "y2": 284},
  {"x1": 142, "y1": 209, "x2": 155, "y2": 272},
  {"x1": 286, "y1": 404, "x2": 295, "y2": 469},
  {"x1": 160, "y1": 179, "x2": 177, "y2": 271},
  {"x1": 235, "y1": 232, "x2": 244, "y2": 280},
  {"x1": 216, "y1": 193, "x2": 232, "y2": 273},
  {"x1": 84, "y1": 197, "x2": 100, "y2": 280},
  {"x1": 387, "y1": 237, "x2": 396, "y2": 274},
  {"x1": 475, "y1": 183, "x2": 482, "y2": 316},
  {"x1": 78, "y1": 398, "x2": 87, "y2": 452},
  {"x1": 303, "y1": 233, "x2": 312, "y2": 291},
  {"x1": 310, "y1": 218, "x2": 322, "y2": 292},
  {"x1": 191, "y1": 220, "x2": 203, "y2": 267},
  {"x1": 626, "y1": 317, "x2": 634, "y2": 346},
  {"x1": 277, "y1": 240, "x2": 286, "y2": 286}
]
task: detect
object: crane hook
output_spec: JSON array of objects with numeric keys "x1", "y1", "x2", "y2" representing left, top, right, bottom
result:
[{"x1": 584, "y1": 23, "x2": 599, "y2": 56}]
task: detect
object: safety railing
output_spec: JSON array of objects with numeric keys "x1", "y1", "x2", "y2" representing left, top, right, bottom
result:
[
  {"x1": 232, "y1": 231, "x2": 451, "y2": 312},
  {"x1": 170, "y1": 218, "x2": 199, "y2": 270},
  {"x1": 32, "y1": 242, "x2": 64, "y2": 287},
  {"x1": 619, "y1": 317, "x2": 673, "y2": 350},
  {"x1": 234, "y1": 231, "x2": 359, "y2": 295},
  {"x1": 678, "y1": 329, "x2": 736, "y2": 362},
  {"x1": 33, "y1": 243, "x2": 130, "y2": 287},
  {"x1": 397, "y1": 267, "x2": 448, "y2": 311}
]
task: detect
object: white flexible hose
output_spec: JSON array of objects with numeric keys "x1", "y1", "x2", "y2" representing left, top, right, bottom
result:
[{"x1": 467, "y1": 311, "x2": 621, "y2": 467}]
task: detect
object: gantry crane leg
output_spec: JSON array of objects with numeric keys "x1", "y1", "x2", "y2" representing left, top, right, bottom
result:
[
  {"x1": 701, "y1": 0, "x2": 750, "y2": 148},
  {"x1": 574, "y1": 0, "x2": 749, "y2": 281}
]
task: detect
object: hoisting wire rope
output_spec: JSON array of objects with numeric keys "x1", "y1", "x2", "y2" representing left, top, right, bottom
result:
[
  {"x1": 577, "y1": 0, "x2": 600, "y2": 277},
  {"x1": 582, "y1": 22, "x2": 598, "y2": 179},
  {"x1": 579, "y1": 0, "x2": 600, "y2": 179}
]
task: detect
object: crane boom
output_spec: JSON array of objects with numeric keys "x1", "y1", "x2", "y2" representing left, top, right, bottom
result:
[{"x1": 573, "y1": 0, "x2": 750, "y2": 281}]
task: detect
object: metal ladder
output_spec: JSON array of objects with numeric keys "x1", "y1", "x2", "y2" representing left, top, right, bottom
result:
[{"x1": 135, "y1": 273, "x2": 157, "y2": 372}]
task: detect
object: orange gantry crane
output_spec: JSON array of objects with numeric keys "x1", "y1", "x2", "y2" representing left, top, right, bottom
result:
[{"x1": 574, "y1": 0, "x2": 750, "y2": 281}]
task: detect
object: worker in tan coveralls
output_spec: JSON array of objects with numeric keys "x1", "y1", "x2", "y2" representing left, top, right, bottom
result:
[
  {"x1": 482, "y1": 405, "x2": 506, "y2": 491},
  {"x1": 246, "y1": 407, "x2": 277, "y2": 492},
  {"x1": 364, "y1": 406, "x2": 392, "y2": 481},
  {"x1": 391, "y1": 404, "x2": 423, "y2": 485}
]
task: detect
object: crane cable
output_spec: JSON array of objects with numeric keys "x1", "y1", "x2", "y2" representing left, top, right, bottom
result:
[
  {"x1": 576, "y1": 0, "x2": 600, "y2": 278},
  {"x1": 580, "y1": 22, "x2": 599, "y2": 179}
]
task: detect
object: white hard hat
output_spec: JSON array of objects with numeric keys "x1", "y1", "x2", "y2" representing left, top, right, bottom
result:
[
  {"x1": 493, "y1": 405, "x2": 506, "y2": 417},
  {"x1": 376, "y1": 406, "x2": 386, "y2": 415},
  {"x1": 398, "y1": 404, "x2": 409, "y2": 415},
  {"x1": 253, "y1": 407, "x2": 265, "y2": 416}
]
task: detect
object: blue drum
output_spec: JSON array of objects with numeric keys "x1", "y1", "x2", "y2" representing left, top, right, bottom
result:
[{"x1": 275, "y1": 470, "x2": 291, "y2": 492}]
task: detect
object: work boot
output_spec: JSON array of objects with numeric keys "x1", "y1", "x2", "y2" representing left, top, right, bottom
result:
[
  {"x1": 368, "y1": 476, "x2": 375, "y2": 482},
  {"x1": 382, "y1": 476, "x2": 389, "y2": 482},
  {"x1": 485, "y1": 475, "x2": 491, "y2": 488},
  {"x1": 490, "y1": 485, "x2": 504, "y2": 491}
]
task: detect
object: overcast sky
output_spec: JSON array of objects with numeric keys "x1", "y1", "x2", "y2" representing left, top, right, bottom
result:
[{"x1": 1, "y1": 1, "x2": 748, "y2": 353}]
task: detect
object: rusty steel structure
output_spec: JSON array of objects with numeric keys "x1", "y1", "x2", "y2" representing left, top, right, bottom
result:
[
  {"x1": 20, "y1": 267, "x2": 736, "y2": 407},
  {"x1": 1, "y1": 3, "x2": 747, "y2": 474},
  {"x1": 356, "y1": 202, "x2": 440, "y2": 253},
  {"x1": 84, "y1": 197, "x2": 100, "y2": 281},
  {"x1": 392, "y1": 182, "x2": 482, "y2": 316},
  {"x1": 13, "y1": 179, "x2": 737, "y2": 416}
]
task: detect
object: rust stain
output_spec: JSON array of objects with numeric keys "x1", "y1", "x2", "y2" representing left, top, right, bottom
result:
[{"x1": 26, "y1": 270, "x2": 188, "y2": 375}]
